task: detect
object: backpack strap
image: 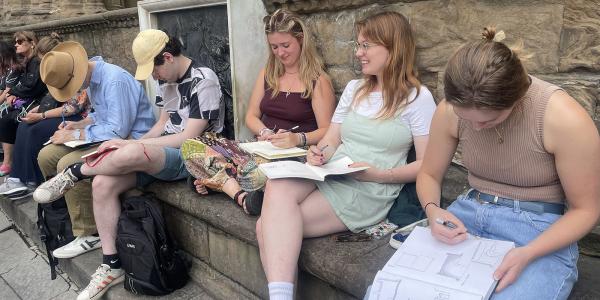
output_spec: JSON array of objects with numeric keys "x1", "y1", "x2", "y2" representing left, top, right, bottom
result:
[{"x1": 37, "y1": 204, "x2": 58, "y2": 280}]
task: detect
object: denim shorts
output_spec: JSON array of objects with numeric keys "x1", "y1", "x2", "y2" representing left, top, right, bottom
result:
[
  {"x1": 448, "y1": 190, "x2": 578, "y2": 300},
  {"x1": 136, "y1": 147, "x2": 189, "y2": 187}
]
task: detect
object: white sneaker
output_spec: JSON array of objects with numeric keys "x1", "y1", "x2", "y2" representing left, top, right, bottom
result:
[
  {"x1": 53, "y1": 235, "x2": 101, "y2": 259},
  {"x1": 33, "y1": 168, "x2": 78, "y2": 204},
  {"x1": 0, "y1": 177, "x2": 28, "y2": 196},
  {"x1": 76, "y1": 264, "x2": 124, "y2": 300}
]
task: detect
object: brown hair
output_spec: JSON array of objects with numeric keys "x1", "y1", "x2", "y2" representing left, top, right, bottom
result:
[
  {"x1": 353, "y1": 11, "x2": 421, "y2": 119},
  {"x1": 13, "y1": 31, "x2": 38, "y2": 71},
  {"x1": 35, "y1": 32, "x2": 63, "y2": 57},
  {"x1": 263, "y1": 8, "x2": 324, "y2": 99},
  {"x1": 444, "y1": 27, "x2": 530, "y2": 109}
]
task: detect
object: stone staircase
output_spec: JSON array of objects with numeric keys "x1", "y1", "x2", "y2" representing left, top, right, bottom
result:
[{"x1": 1, "y1": 163, "x2": 599, "y2": 299}]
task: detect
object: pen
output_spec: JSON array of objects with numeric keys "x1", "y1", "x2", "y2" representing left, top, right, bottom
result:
[
  {"x1": 435, "y1": 218, "x2": 458, "y2": 229},
  {"x1": 279, "y1": 125, "x2": 299, "y2": 133},
  {"x1": 61, "y1": 106, "x2": 66, "y2": 128},
  {"x1": 319, "y1": 144, "x2": 329, "y2": 152}
]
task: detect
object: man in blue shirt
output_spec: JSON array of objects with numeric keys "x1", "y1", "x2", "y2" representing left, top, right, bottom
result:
[{"x1": 35, "y1": 41, "x2": 155, "y2": 261}]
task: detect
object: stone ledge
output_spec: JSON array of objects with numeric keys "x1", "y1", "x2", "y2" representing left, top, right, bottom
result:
[{"x1": 0, "y1": 7, "x2": 138, "y2": 37}]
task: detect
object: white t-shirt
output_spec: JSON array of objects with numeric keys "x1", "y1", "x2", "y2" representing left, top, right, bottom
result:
[{"x1": 332, "y1": 79, "x2": 436, "y2": 136}]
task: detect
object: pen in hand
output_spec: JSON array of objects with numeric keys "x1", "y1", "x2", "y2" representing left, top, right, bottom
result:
[
  {"x1": 278, "y1": 125, "x2": 299, "y2": 133},
  {"x1": 435, "y1": 218, "x2": 457, "y2": 229}
]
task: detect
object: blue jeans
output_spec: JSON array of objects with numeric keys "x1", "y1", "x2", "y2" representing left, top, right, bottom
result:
[{"x1": 449, "y1": 191, "x2": 578, "y2": 300}]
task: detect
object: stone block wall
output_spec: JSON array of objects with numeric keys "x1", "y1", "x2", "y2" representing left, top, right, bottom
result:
[{"x1": 263, "y1": 0, "x2": 600, "y2": 124}]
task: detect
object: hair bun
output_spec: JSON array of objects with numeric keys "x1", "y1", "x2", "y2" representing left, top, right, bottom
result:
[
  {"x1": 482, "y1": 27, "x2": 506, "y2": 42},
  {"x1": 49, "y1": 32, "x2": 63, "y2": 42}
]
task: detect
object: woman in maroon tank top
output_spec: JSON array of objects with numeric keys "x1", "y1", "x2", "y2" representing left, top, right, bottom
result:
[
  {"x1": 245, "y1": 9, "x2": 335, "y2": 149},
  {"x1": 191, "y1": 9, "x2": 335, "y2": 216}
]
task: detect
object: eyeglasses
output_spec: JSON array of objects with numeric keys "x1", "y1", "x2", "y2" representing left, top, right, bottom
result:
[
  {"x1": 352, "y1": 41, "x2": 378, "y2": 53},
  {"x1": 15, "y1": 39, "x2": 25, "y2": 45}
]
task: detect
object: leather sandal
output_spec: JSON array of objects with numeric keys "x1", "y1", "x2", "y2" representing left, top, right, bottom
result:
[{"x1": 233, "y1": 190, "x2": 264, "y2": 216}]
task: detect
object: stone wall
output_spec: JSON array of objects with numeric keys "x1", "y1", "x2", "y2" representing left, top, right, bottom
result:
[
  {"x1": 0, "y1": 8, "x2": 139, "y2": 75},
  {"x1": 263, "y1": 0, "x2": 600, "y2": 125}
]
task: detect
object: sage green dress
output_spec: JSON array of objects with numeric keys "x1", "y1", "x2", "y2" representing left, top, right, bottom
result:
[{"x1": 316, "y1": 110, "x2": 413, "y2": 232}]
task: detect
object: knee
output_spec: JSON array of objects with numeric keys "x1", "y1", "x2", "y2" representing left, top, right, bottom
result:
[
  {"x1": 112, "y1": 144, "x2": 148, "y2": 166},
  {"x1": 92, "y1": 175, "x2": 119, "y2": 199}
]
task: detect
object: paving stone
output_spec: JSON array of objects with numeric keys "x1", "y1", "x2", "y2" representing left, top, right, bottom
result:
[
  {"x1": 0, "y1": 209, "x2": 11, "y2": 232},
  {"x1": 0, "y1": 230, "x2": 35, "y2": 272},
  {"x1": 0, "y1": 278, "x2": 19, "y2": 300},
  {"x1": 51, "y1": 289, "x2": 79, "y2": 300},
  {"x1": 3, "y1": 255, "x2": 70, "y2": 299}
]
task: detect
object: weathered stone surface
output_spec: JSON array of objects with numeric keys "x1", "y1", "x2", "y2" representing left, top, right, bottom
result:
[
  {"x1": 536, "y1": 73, "x2": 600, "y2": 119},
  {"x1": 263, "y1": 0, "x2": 421, "y2": 13},
  {"x1": 190, "y1": 257, "x2": 261, "y2": 300},
  {"x1": 559, "y1": 0, "x2": 600, "y2": 72},
  {"x1": 3, "y1": 255, "x2": 70, "y2": 299},
  {"x1": 0, "y1": 209, "x2": 11, "y2": 232},
  {"x1": 0, "y1": 230, "x2": 35, "y2": 271},
  {"x1": 327, "y1": 66, "x2": 360, "y2": 94},
  {"x1": 0, "y1": 277, "x2": 19, "y2": 300},
  {"x1": 0, "y1": 0, "x2": 106, "y2": 28},
  {"x1": 208, "y1": 227, "x2": 268, "y2": 298},
  {"x1": 164, "y1": 204, "x2": 210, "y2": 261}
]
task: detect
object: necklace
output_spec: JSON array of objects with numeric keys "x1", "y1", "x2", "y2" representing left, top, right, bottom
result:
[
  {"x1": 285, "y1": 88, "x2": 291, "y2": 98},
  {"x1": 494, "y1": 127, "x2": 504, "y2": 144},
  {"x1": 285, "y1": 70, "x2": 299, "y2": 75}
]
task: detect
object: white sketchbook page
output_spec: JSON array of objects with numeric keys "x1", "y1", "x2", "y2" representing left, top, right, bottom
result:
[
  {"x1": 307, "y1": 156, "x2": 369, "y2": 178},
  {"x1": 382, "y1": 227, "x2": 514, "y2": 299},
  {"x1": 369, "y1": 270, "x2": 483, "y2": 300},
  {"x1": 258, "y1": 160, "x2": 322, "y2": 181},
  {"x1": 64, "y1": 140, "x2": 94, "y2": 148},
  {"x1": 239, "y1": 141, "x2": 306, "y2": 158}
]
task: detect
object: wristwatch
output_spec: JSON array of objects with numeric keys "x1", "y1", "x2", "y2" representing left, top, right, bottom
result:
[
  {"x1": 41, "y1": 111, "x2": 46, "y2": 120},
  {"x1": 72, "y1": 129, "x2": 81, "y2": 140}
]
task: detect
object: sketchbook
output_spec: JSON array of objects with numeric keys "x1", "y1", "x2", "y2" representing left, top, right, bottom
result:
[
  {"x1": 239, "y1": 141, "x2": 307, "y2": 160},
  {"x1": 258, "y1": 156, "x2": 369, "y2": 181},
  {"x1": 369, "y1": 226, "x2": 514, "y2": 300}
]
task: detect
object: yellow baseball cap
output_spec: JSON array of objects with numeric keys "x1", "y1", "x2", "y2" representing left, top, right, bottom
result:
[{"x1": 132, "y1": 29, "x2": 169, "y2": 80}]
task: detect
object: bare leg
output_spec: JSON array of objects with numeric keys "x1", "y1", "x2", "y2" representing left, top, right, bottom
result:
[
  {"x1": 259, "y1": 179, "x2": 347, "y2": 282},
  {"x1": 80, "y1": 144, "x2": 166, "y2": 176},
  {"x1": 91, "y1": 174, "x2": 137, "y2": 255},
  {"x1": 2, "y1": 143, "x2": 12, "y2": 166}
]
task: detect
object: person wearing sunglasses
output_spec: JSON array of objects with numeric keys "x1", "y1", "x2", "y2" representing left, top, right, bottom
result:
[
  {"x1": 0, "y1": 33, "x2": 90, "y2": 200},
  {"x1": 0, "y1": 31, "x2": 47, "y2": 177}
]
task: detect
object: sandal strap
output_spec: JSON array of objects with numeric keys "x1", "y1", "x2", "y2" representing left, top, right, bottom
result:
[{"x1": 233, "y1": 190, "x2": 245, "y2": 206}]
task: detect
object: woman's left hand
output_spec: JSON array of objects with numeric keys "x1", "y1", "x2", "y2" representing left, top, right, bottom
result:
[
  {"x1": 20, "y1": 112, "x2": 42, "y2": 124},
  {"x1": 269, "y1": 130, "x2": 300, "y2": 149},
  {"x1": 347, "y1": 162, "x2": 385, "y2": 183},
  {"x1": 50, "y1": 129, "x2": 76, "y2": 144},
  {"x1": 493, "y1": 246, "x2": 535, "y2": 292}
]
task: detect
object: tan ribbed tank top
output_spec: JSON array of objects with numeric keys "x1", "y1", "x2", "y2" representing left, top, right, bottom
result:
[{"x1": 458, "y1": 76, "x2": 565, "y2": 203}]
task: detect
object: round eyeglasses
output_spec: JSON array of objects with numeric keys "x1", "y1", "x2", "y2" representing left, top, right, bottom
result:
[{"x1": 352, "y1": 41, "x2": 377, "y2": 53}]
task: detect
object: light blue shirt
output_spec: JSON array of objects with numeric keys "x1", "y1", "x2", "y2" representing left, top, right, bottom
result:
[{"x1": 84, "y1": 57, "x2": 155, "y2": 141}]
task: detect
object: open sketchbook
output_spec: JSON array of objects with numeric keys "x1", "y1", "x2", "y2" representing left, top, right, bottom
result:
[
  {"x1": 369, "y1": 226, "x2": 514, "y2": 300},
  {"x1": 43, "y1": 139, "x2": 106, "y2": 149},
  {"x1": 258, "y1": 156, "x2": 369, "y2": 181},
  {"x1": 239, "y1": 141, "x2": 306, "y2": 160}
]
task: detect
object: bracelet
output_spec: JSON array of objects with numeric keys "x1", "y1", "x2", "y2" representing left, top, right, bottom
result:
[
  {"x1": 259, "y1": 127, "x2": 272, "y2": 137},
  {"x1": 423, "y1": 202, "x2": 439, "y2": 213},
  {"x1": 300, "y1": 132, "x2": 307, "y2": 147}
]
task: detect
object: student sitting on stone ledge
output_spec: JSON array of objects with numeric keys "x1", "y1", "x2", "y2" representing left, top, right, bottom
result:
[
  {"x1": 0, "y1": 33, "x2": 90, "y2": 200},
  {"x1": 256, "y1": 11, "x2": 436, "y2": 299},
  {"x1": 417, "y1": 27, "x2": 600, "y2": 299},
  {"x1": 189, "y1": 8, "x2": 335, "y2": 216},
  {"x1": 33, "y1": 29, "x2": 224, "y2": 300},
  {"x1": 32, "y1": 40, "x2": 155, "y2": 263}
]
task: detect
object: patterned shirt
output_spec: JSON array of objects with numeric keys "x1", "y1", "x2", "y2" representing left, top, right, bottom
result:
[{"x1": 155, "y1": 60, "x2": 223, "y2": 134}]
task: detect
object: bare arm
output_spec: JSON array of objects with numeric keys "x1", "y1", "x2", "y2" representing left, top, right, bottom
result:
[
  {"x1": 245, "y1": 69, "x2": 269, "y2": 136},
  {"x1": 305, "y1": 74, "x2": 335, "y2": 145},
  {"x1": 306, "y1": 122, "x2": 342, "y2": 166},
  {"x1": 136, "y1": 118, "x2": 208, "y2": 148},
  {"x1": 140, "y1": 110, "x2": 170, "y2": 140}
]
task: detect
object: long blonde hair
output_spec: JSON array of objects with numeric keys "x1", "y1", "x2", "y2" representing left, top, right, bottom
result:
[
  {"x1": 353, "y1": 11, "x2": 420, "y2": 119},
  {"x1": 263, "y1": 9, "x2": 324, "y2": 99}
]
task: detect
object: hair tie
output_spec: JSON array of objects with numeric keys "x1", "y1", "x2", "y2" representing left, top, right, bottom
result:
[{"x1": 493, "y1": 30, "x2": 506, "y2": 42}]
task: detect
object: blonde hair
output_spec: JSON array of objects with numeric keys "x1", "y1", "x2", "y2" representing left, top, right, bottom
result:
[
  {"x1": 35, "y1": 32, "x2": 63, "y2": 57},
  {"x1": 353, "y1": 11, "x2": 421, "y2": 119},
  {"x1": 444, "y1": 27, "x2": 530, "y2": 109},
  {"x1": 263, "y1": 9, "x2": 324, "y2": 99}
]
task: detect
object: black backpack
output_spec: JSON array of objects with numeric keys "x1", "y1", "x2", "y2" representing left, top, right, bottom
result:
[
  {"x1": 37, "y1": 197, "x2": 75, "y2": 279},
  {"x1": 116, "y1": 194, "x2": 190, "y2": 295}
]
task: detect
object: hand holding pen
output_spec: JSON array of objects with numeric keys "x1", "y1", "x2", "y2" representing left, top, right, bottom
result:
[
  {"x1": 428, "y1": 208, "x2": 468, "y2": 245},
  {"x1": 307, "y1": 144, "x2": 329, "y2": 166},
  {"x1": 269, "y1": 125, "x2": 300, "y2": 148}
]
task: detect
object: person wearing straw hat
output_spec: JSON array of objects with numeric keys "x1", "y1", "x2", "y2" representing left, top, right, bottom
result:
[
  {"x1": 34, "y1": 41, "x2": 155, "y2": 266},
  {"x1": 34, "y1": 30, "x2": 224, "y2": 300}
]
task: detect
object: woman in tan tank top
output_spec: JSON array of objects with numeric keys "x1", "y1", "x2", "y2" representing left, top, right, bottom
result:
[{"x1": 417, "y1": 28, "x2": 600, "y2": 299}]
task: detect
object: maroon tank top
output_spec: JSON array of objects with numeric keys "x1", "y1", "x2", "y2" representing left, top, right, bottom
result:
[{"x1": 259, "y1": 80, "x2": 318, "y2": 133}]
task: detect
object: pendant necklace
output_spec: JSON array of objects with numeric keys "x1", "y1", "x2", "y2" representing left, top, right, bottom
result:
[{"x1": 494, "y1": 127, "x2": 504, "y2": 144}]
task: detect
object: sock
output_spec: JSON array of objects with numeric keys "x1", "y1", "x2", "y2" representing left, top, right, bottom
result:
[
  {"x1": 103, "y1": 254, "x2": 121, "y2": 269},
  {"x1": 67, "y1": 163, "x2": 89, "y2": 180},
  {"x1": 92, "y1": 233, "x2": 99, "y2": 237},
  {"x1": 268, "y1": 282, "x2": 294, "y2": 300}
]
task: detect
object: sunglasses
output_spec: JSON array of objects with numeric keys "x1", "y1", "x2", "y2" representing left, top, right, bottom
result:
[{"x1": 15, "y1": 39, "x2": 26, "y2": 45}]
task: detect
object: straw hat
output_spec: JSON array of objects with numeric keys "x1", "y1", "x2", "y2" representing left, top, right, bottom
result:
[
  {"x1": 40, "y1": 41, "x2": 88, "y2": 102},
  {"x1": 132, "y1": 29, "x2": 169, "y2": 80}
]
